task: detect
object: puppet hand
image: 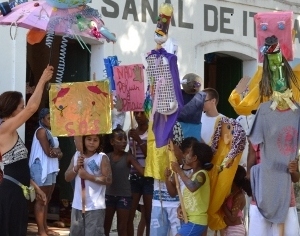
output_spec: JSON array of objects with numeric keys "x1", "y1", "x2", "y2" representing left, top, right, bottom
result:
[
  {"x1": 133, "y1": 65, "x2": 143, "y2": 83},
  {"x1": 235, "y1": 76, "x2": 250, "y2": 94},
  {"x1": 114, "y1": 95, "x2": 123, "y2": 111}
]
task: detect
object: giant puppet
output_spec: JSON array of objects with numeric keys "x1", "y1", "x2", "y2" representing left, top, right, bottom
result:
[
  {"x1": 228, "y1": 11, "x2": 300, "y2": 115},
  {"x1": 229, "y1": 11, "x2": 300, "y2": 236}
]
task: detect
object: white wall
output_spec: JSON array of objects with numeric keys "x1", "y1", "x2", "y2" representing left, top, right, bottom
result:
[{"x1": 1, "y1": 0, "x2": 300, "y2": 138}]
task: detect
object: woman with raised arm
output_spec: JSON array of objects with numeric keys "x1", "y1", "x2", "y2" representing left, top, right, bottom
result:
[{"x1": 0, "y1": 65, "x2": 54, "y2": 236}]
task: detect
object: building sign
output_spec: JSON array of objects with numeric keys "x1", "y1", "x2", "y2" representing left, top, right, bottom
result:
[{"x1": 100, "y1": 0, "x2": 300, "y2": 44}]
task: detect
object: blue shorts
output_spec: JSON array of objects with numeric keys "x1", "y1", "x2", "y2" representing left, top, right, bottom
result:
[
  {"x1": 178, "y1": 222, "x2": 207, "y2": 236},
  {"x1": 130, "y1": 174, "x2": 153, "y2": 195},
  {"x1": 105, "y1": 195, "x2": 132, "y2": 210},
  {"x1": 30, "y1": 159, "x2": 57, "y2": 186}
]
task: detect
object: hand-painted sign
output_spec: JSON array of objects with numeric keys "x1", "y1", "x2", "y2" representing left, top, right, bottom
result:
[
  {"x1": 49, "y1": 80, "x2": 112, "y2": 136},
  {"x1": 113, "y1": 64, "x2": 145, "y2": 111}
]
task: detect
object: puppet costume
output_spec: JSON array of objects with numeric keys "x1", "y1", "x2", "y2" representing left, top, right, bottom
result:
[
  {"x1": 207, "y1": 117, "x2": 246, "y2": 230},
  {"x1": 228, "y1": 11, "x2": 300, "y2": 116},
  {"x1": 249, "y1": 101, "x2": 300, "y2": 223}
]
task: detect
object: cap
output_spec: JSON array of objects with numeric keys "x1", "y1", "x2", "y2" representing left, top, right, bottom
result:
[{"x1": 181, "y1": 73, "x2": 202, "y2": 94}]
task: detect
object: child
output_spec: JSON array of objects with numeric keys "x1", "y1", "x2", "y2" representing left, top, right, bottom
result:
[
  {"x1": 65, "y1": 135, "x2": 112, "y2": 236},
  {"x1": 222, "y1": 165, "x2": 252, "y2": 236},
  {"x1": 161, "y1": 137, "x2": 195, "y2": 236},
  {"x1": 171, "y1": 142, "x2": 213, "y2": 236},
  {"x1": 104, "y1": 126, "x2": 144, "y2": 236}
]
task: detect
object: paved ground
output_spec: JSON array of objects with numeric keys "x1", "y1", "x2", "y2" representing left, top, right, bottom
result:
[{"x1": 27, "y1": 213, "x2": 217, "y2": 236}]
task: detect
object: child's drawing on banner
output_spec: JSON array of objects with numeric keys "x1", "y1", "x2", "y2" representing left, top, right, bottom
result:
[
  {"x1": 113, "y1": 64, "x2": 145, "y2": 111},
  {"x1": 49, "y1": 80, "x2": 112, "y2": 136}
]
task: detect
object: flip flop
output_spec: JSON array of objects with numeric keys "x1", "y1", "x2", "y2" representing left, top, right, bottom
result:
[{"x1": 46, "y1": 230, "x2": 60, "y2": 236}]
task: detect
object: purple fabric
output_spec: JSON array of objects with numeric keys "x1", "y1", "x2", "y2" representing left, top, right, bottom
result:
[{"x1": 149, "y1": 48, "x2": 184, "y2": 148}]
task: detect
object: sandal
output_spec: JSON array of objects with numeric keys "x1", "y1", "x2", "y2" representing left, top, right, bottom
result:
[{"x1": 46, "y1": 230, "x2": 60, "y2": 236}]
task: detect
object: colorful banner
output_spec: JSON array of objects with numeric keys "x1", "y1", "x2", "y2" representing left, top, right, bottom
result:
[
  {"x1": 113, "y1": 64, "x2": 145, "y2": 111},
  {"x1": 49, "y1": 80, "x2": 112, "y2": 136}
]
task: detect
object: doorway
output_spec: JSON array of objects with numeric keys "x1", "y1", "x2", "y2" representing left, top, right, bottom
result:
[
  {"x1": 204, "y1": 53, "x2": 242, "y2": 118},
  {"x1": 26, "y1": 35, "x2": 91, "y2": 221}
]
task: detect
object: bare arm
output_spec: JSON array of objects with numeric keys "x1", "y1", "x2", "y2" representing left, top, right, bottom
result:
[
  {"x1": 96, "y1": 154, "x2": 112, "y2": 185},
  {"x1": 289, "y1": 160, "x2": 300, "y2": 183},
  {"x1": 30, "y1": 179, "x2": 46, "y2": 205},
  {"x1": 246, "y1": 140, "x2": 256, "y2": 179},
  {"x1": 128, "y1": 153, "x2": 144, "y2": 176},
  {"x1": 74, "y1": 136, "x2": 83, "y2": 153},
  {"x1": 65, "y1": 156, "x2": 77, "y2": 182},
  {"x1": 165, "y1": 168, "x2": 178, "y2": 197},
  {"x1": 0, "y1": 66, "x2": 53, "y2": 134},
  {"x1": 171, "y1": 161, "x2": 205, "y2": 192},
  {"x1": 36, "y1": 128, "x2": 52, "y2": 157},
  {"x1": 223, "y1": 193, "x2": 245, "y2": 223}
]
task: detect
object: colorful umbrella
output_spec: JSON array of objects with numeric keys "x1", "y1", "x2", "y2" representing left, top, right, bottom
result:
[{"x1": 0, "y1": 0, "x2": 104, "y2": 43}]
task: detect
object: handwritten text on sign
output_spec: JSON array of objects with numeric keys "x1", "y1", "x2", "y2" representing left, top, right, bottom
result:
[
  {"x1": 113, "y1": 64, "x2": 145, "y2": 111},
  {"x1": 49, "y1": 80, "x2": 112, "y2": 136}
]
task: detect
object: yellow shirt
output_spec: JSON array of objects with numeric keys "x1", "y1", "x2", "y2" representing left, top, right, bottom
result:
[{"x1": 183, "y1": 170, "x2": 210, "y2": 225}]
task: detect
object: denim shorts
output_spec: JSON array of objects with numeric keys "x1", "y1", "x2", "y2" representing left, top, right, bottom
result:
[
  {"x1": 130, "y1": 174, "x2": 154, "y2": 195},
  {"x1": 178, "y1": 222, "x2": 207, "y2": 236},
  {"x1": 105, "y1": 195, "x2": 132, "y2": 210},
  {"x1": 30, "y1": 159, "x2": 57, "y2": 186}
]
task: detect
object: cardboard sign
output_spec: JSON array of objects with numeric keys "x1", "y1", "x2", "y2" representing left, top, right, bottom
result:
[
  {"x1": 113, "y1": 64, "x2": 145, "y2": 111},
  {"x1": 49, "y1": 80, "x2": 112, "y2": 136}
]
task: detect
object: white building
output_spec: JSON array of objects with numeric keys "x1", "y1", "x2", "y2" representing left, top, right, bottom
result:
[{"x1": 1, "y1": 0, "x2": 300, "y2": 138}]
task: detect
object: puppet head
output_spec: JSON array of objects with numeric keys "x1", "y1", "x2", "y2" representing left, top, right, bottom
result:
[
  {"x1": 259, "y1": 35, "x2": 300, "y2": 106},
  {"x1": 210, "y1": 117, "x2": 246, "y2": 171}
]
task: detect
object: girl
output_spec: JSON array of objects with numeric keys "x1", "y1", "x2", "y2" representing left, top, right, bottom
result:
[
  {"x1": 65, "y1": 135, "x2": 112, "y2": 236},
  {"x1": 171, "y1": 142, "x2": 213, "y2": 236},
  {"x1": 104, "y1": 125, "x2": 144, "y2": 236},
  {"x1": 127, "y1": 111, "x2": 153, "y2": 236},
  {"x1": 0, "y1": 65, "x2": 52, "y2": 236},
  {"x1": 29, "y1": 108, "x2": 62, "y2": 236},
  {"x1": 222, "y1": 165, "x2": 252, "y2": 236}
]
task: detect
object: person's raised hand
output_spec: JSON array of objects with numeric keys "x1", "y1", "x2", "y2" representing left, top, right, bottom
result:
[
  {"x1": 235, "y1": 76, "x2": 251, "y2": 94},
  {"x1": 40, "y1": 65, "x2": 54, "y2": 83}
]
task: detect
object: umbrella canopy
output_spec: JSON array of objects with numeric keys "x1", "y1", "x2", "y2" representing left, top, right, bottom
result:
[{"x1": 0, "y1": 0, "x2": 105, "y2": 44}]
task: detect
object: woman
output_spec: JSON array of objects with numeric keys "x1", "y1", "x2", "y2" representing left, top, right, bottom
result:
[
  {"x1": 29, "y1": 108, "x2": 63, "y2": 236},
  {"x1": 0, "y1": 65, "x2": 53, "y2": 236}
]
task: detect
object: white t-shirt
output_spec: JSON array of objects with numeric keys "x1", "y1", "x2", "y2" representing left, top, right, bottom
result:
[
  {"x1": 200, "y1": 113, "x2": 224, "y2": 144},
  {"x1": 72, "y1": 151, "x2": 106, "y2": 211}
]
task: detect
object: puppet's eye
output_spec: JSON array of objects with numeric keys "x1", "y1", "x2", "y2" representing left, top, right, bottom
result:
[
  {"x1": 260, "y1": 23, "x2": 268, "y2": 31},
  {"x1": 227, "y1": 125, "x2": 231, "y2": 130},
  {"x1": 278, "y1": 21, "x2": 285, "y2": 30}
]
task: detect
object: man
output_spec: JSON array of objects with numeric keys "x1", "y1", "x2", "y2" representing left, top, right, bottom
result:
[{"x1": 201, "y1": 88, "x2": 224, "y2": 144}]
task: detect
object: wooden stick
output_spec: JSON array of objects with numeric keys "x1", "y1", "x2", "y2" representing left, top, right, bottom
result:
[
  {"x1": 278, "y1": 223, "x2": 284, "y2": 236},
  {"x1": 130, "y1": 111, "x2": 136, "y2": 157},
  {"x1": 169, "y1": 140, "x2": 188, "y2": 223}
]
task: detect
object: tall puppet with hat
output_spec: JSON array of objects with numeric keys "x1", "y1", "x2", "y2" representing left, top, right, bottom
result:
[{"x1": 230, "y1": 11, "x2": 300, "y2": 236}]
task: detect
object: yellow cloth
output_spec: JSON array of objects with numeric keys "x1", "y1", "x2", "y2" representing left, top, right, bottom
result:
[
  {"x1": 144, "y1": 121, "x2": 169, "y2": 180},
  {"x1": 183, "y1": 170, "x2": 210, "y2": 225},
  {"x1": 228, "y1": 65, "x2": 300, "y2": 116},
  {"x1": 207, "y1": 117, "x2": 243, "y2": 230},
  {"x1": 207, "y1": 142, "x2": 242, "y2": 230}
]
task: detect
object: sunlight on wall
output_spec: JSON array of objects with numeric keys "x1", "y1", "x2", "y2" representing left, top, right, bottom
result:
[{"x1": 119, "y1": 25, "x2": 141, "y2": 54}]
